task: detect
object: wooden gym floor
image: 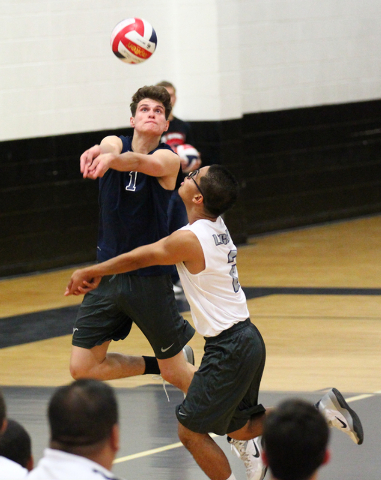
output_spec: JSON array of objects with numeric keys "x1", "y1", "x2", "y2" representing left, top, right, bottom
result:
[{"x1": 0, "y1": 215, "x2": 380, "y2": 479}]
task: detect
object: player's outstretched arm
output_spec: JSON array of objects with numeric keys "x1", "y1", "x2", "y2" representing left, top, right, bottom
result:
[
  {"x1": 80, "y1": 136, "x2": 123, "y2": 179},
  {"x1": 86, "y1": 148, "x2": 180, "y2": 187},
  {"x1": 64, "y1": 230, "x2": 203, "y2": 296}
]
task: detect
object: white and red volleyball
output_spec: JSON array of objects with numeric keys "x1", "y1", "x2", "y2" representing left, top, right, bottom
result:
[
  {"x1": 110, "y1": 18, "x2": 157, "y2": 64},
  {"x1": 176, "y1": 144, "x2": 200, "y2": 173}
]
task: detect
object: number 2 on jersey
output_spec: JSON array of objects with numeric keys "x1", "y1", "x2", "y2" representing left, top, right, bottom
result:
[{"x1": 228, "y1": 249, "x2": 240, "y2": 293}]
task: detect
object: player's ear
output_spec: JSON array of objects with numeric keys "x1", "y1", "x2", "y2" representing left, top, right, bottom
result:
[
  {"x1": 261, "y1": 450, "x2": 269, "y2": 466},
  {"x1": 110, "y1": 424, "x2": 120, "y2": 452},
  {"x1": 322, "y1": 449, "x2": 330, "y2": 465},
  {"x1": 192, "y1": 193, "x2": 203, "y2": 205},
  {"x1": 163, "y1": 120, "x2": 169, "y2": 132},
  {"x1": 130, "y1": 116, "x2": 135, "y2": 128}
]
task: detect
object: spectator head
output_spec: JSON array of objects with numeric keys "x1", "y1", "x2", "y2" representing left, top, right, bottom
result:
[
  {"x1": 48, "y1": 379, "x2": 119, "y2": 468},
  {"x1": 262, "y1": 399, "x2": 330, "y2": 480},
  {"x1": 0, "y1": 419, "x2": 33, "y2": 471},
  {"x1": 156, "y1": 81, "x2": 177, "y2": 110}
]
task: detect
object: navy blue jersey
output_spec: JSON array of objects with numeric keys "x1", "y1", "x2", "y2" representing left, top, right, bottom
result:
[{"x1": 97, "y1": 136, "x2": 175, "y2": 276}]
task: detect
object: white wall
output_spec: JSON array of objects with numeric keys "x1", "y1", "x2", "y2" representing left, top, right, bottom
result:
[{"x1": 0, "y1": 0, "x2": 380, "y2": 141}]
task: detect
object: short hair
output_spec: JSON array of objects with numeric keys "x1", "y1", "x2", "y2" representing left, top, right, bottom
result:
[
  {"x1": 48, "y1": 379, "x2": 118, "y2": 452},
  {"x1": 130, "y1": 85, "x2": 172, "y2": 119},
  {"x1": 0, "y1": 390, "x2": 6, "y2": 429},
  {"x1": 156, "y1": 80, "x2": 176, "y2": 92},
  {"x1": 200, "y1": 165, "x2": 239, "y2": 217},
  {"x1": 263, "y1": 399, "x2": 329, "y2": 480},
  {"x1": 0, "y1": 419, "x2": 32, "y2": 469}
]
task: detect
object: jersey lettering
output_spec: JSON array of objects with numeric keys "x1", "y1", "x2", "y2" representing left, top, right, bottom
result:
[
  {"x1": 125, "y1": 171, "x2": 138, "y2": 191},
  {"x1": 228, "y1": 249, "x2": 240, "y2": 293},
  {"x1": 213, "y1": 229, "x2": 231, "y2": 246}
]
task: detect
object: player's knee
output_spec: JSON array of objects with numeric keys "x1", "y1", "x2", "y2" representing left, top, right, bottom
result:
[
  {"x1": 178, "y1": 422, "x2": 191, "y2": 447},
  {"x1": 160, "y1": 368, "x2": 180, "y2": 388},
  {"x1": 69, "y1": 359, "x2": 90, "y2": 380}
]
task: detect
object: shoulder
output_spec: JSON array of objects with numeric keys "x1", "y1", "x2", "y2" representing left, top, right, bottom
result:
[
  {"x1": 119, "y1": 135, "x2": 132, "y2": 152},
  {"x1": 155, "y1": 142, "x2": 174, "y2": 153},
  {"x1": 0, "y1": 456, "x2": 28, "y2": 478}
]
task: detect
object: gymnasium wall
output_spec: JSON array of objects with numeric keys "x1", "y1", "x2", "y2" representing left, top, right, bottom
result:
[{"x1": 1, "y1": 0, "x2": 381, "y2": 276}]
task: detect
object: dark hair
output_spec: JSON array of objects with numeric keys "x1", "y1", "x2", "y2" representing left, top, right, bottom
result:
[
  {"x1": 48, "y1": 379, "x2": 118, "y2": 451},
  {"x1": 0, "y1": 419, "x2": 31, "y2": 469},
  {"x1": 130, "y1": 85, "x2": 172, "y2": 119},
  {"x1": 156, "y1": 80, "x2": 176, "y2": 92},
  {"x1": 263, "y1": 399, "x2": 329, "y2": 480},
  {"x1": 200, "y1": 165, "x2": 239, "y2": 217},
  {"x1": 0, "y1": 390, "x2": 6, "y2": 429}
]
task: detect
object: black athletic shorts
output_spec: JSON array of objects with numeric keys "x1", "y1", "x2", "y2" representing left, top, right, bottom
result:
[
  {"x1": 72, "y1": 273, "x2": 195, "y2": 359},
  {"x1": 176, "y1": 319, "x2": 266, "y2": 435}
]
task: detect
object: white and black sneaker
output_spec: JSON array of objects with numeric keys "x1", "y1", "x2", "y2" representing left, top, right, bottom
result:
[
  {"x1": 182, "y1": 344, "x2": 195, "y2": 366},
  {"x1": 316, "y1": 388, "x2": 364, "y2": 445},
  {"x1": 228, "y1": 436, "x2": 267, "y2": 480}
]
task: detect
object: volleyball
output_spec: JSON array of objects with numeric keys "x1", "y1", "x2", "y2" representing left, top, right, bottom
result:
[
  {"x1": 110, "y1": 18, "x2": 157, "y2": 64},
  {"x1": 176, "y1": 144, "x2": 200, "y2": 173}
]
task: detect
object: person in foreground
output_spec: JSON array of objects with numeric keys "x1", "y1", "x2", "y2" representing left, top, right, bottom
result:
[
  {"x1": 0, "y1": 390, "x2": 29, "y2": 479},
  {"x1": 262, "y1": 399, "x2": 330, "y2": 480},
  {"x1": 65, "y1": 166, "x2": 364, "y2": 480},
  {"x1": 70, "y1": 85, "x2": 196, "y2": 394},
  {"x1": 0, "y1": 419, "x2": 33, "y2": 473},
  {"x1": 27, "y1": 379, "x2": 122, "y2": 480}
]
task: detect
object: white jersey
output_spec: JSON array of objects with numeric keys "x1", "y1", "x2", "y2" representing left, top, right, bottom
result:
[
  {"x1": 27, "y1": 449, "x2": 122, "y2": 480},
  {"x1": 0, "y1": 456, "x2": 28, "y2": 479},
  {"x1": 176, "y1": 217, "x2": 249, "y2": 337}
]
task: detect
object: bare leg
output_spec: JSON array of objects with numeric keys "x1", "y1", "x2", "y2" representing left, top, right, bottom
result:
[
  {"x1": 228, "y1": 410, "x2": 270, "y2": 440},
  {"x1": 178, "y1": 423, "x2": 232, "y2": 480},
  {"x1": 70, "y1": 342, "x2": 146, "y2": 380},
  {"x1": 158, "y1": 350, "x2": 197, "y2": 393}
]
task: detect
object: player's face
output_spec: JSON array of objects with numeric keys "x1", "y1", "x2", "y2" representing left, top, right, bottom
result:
[
  {"x1": 179, "y1": 166, "x2": 210, "y2": 201},
  {"x1": 130, "y1": 98, "x2": 169, "y2": 135}
]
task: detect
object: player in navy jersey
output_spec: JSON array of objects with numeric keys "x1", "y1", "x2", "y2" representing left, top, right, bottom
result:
[
  {"x1": 69, "y1": 85, "x2": 195, "y2": 394},
  {"x1": 66, "y1": 164, "x2": 363, "y2": 480}
]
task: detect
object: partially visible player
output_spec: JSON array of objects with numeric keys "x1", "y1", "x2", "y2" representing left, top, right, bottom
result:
[
  {"x1": 69, "y1": 85, "x2": 195, "y2": 394},
  {"x1": 66, "y1": 165, "x2": 363, "y2": 480}
]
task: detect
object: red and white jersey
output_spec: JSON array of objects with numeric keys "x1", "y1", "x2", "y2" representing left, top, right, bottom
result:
[{"x1": 177, "y1": 217, "x2": 249, "y2": 337}]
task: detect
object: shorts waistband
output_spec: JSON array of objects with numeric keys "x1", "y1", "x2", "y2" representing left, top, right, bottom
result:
[{"x1": 205, "y1": 318, "x2": 251, "y2": 341}]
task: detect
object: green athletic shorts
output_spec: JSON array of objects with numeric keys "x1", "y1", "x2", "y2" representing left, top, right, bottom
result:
[
  {"x1": 176, "y1": 319, "x2": 266, "y2": 435},
  {"x1": 72, "y1": 273, "x2": 195, "y2": 359}
]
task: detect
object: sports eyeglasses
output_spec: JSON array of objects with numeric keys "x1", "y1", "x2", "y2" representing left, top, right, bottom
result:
[{"x1": 187, "y1": 169, "x2": 204, "y2": 196}]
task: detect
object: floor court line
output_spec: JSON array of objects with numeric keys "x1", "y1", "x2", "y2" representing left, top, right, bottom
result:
[
  {"x1": 113, "y1": 434, "x2": 218, "y2": 464},
  {"x1": 113, "y1": 390, "x2": 379, "y2": 465}
]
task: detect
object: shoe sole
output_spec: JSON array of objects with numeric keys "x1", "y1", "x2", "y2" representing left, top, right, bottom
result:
[
  {"x1": 183, "y1": 345, "x2": 195, "y2": 366},
  {"x1": 329, "y1": 388, "x2": 364, "y2": 445}
]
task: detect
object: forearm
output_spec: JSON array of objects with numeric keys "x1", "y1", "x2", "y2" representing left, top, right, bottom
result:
[
  {"x1": 110, "y1": 151, "x2": 146, "y2": 172},
  {"x1": 86, "y1": 247, "x2": 158, "y2": 277}
]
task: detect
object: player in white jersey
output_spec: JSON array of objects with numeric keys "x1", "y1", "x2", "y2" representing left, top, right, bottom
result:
[{"x1": 66, "y1": 165, "x2": 364, "y2": 480}]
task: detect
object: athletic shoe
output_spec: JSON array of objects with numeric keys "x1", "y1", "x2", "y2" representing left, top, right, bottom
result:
[
  {"x1": 173, "y1": 281, "x2": 184, "y2": 295},
  {"x1": 183, "y1": 344, "x2": 195, "y2": 366},
  {"x1": 316, "y1": 388, "x2": 364, "y2": 445},
  {"x1": 228, "y1": 436, "x2": 267, "y2": 480}
]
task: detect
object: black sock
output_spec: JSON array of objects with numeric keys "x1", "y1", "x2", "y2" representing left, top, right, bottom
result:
[{"x1": 142, "y1": 356, "x2": 161, "y2": 375}]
